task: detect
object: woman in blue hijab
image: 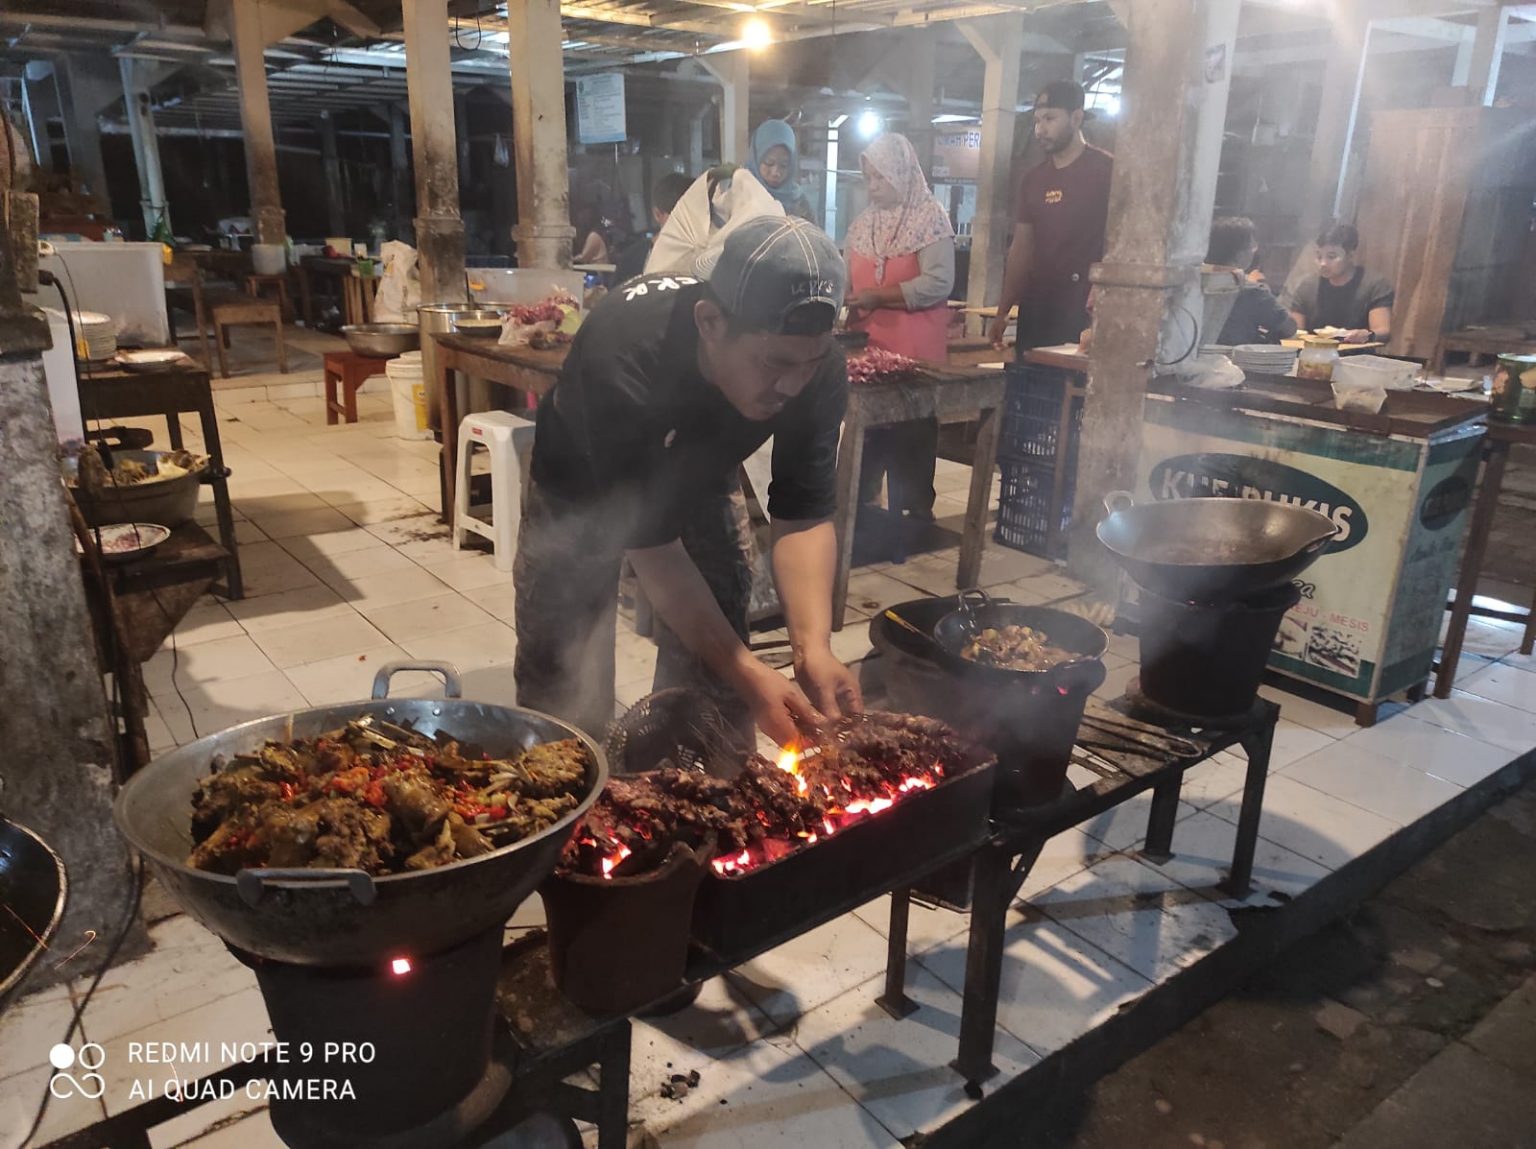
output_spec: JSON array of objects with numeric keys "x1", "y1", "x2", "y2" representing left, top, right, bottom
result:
[{"x1": 748, "y1": 119, "x2": 817, "y2": 224}]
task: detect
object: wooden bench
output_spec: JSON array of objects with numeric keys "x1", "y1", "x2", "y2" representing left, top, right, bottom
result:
[{"x1": 210, "y1": 299, "x2": 287, "y2": 378}]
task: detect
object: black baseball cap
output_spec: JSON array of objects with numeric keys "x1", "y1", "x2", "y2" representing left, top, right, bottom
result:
[
  {"x1": 1031, "y1": 80, "x2": 1088, "y2": 115},
  {"x1": 705, "y1": 217, "x2": 846, "y2": 336}
]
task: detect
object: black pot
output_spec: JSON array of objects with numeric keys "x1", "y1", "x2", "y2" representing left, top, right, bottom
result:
[
  {"x1": 1137, "y1": 582, "x2": 1303, "y2": 720},
  {"x1": 871, "y1": 596, "x2": 1106, "y2": 808}
]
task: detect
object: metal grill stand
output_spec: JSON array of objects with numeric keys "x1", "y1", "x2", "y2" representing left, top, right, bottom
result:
[{"x1": 879, "y1": 692, "x2": 1280, "y2": 1086}]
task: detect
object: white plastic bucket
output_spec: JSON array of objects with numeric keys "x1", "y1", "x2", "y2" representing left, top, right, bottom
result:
[
  {"x1": 385, "y1": 356, "x2": 431, "y2": 440},
  {"x1": 252, "y1": 243, "x2": 286, "y2": 275}
]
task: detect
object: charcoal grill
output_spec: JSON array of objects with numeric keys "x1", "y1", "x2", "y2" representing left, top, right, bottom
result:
[{"x1": 691, "y1": 716, "x2": 996, "y2": 960}]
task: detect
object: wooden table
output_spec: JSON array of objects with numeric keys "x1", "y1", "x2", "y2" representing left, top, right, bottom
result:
[
  {"x1": 434, "y1": 334, "x2": 568, "y2": 518},
  {"x1": 76, "y1": 361, "x2": 244, "y2": 599},
  {"x1": 1435, "y1": 418, "x2": 1536, "y2": 696},
  {"x1": 1428, "y1": 326, "x2": 1536, "y2": 376},
  {"x1": 296, "y1": 255, "x2": 377, "y2": 327},
  {"x1": 834, "y1": 364, "x2": 1006, "y2": 630}
]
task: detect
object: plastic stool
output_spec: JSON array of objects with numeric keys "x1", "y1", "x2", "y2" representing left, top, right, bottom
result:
[{"x1": 453, "y1": 411, "x2": 535, "y2": 572}]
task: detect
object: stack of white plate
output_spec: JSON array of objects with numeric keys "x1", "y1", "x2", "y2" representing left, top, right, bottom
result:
[
  {"x1": 74, "y1": 311, "x2": 118, "y2": 361},
  {"x1": 1231, "y1": 344, "x2": 1297, "y2": 376}
]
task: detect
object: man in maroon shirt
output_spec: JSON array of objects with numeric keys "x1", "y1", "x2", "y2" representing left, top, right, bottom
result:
[{"x1": 988, "y1": 81, "x2": 1114, "y2": 352}]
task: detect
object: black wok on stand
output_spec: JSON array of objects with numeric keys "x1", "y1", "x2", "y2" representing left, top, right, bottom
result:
[
  {"x1": 1096, "y1": 493, "x2": 1338, "y2": 722},
  {"x1": 112, "y1": 663, "x2": 607, "y2": 1149}
]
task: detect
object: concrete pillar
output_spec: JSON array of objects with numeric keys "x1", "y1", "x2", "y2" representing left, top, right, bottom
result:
[
  {"x1": 900, "y1": 31, "x2": 938, "y2": 172},
  {"x1": 119, "y1": 57, "x2": 169, "y2": 238},
  {"x1": 319, "y1": 111, "x2": 345, "y2": 237},
  {"x1": 958, "y1": 16, "x2": 1022, "y2": 324},
  {"x1": 689, "y1": 104, "x2": 708, "y2": 173},
  {"x1": 1067, "y1": 0, "x2": 1241, "y2": 593},
  {"x1": 507, "y1": 0, "x2": 575, "y2": 269},
  {"x1": 0, "y1": 215, "x2": 140, "y2": 990},
  {"x1": 701, "y1": 52, "x2": 750, "y2": 165},
  {"x1": 53, "y1": 56, "x2": 111, "y2": 202},
  {"x1": 231, "y1": 0, "x2": 286, "y2": 245},
  {"x1": 1296, "y1": 5, "x2": 1370, "y2": 260},
  {"x1": 22, "y1": 62, "x2": 61, "y2": 172},
  {"x1": 1463, "y1": 6, "x2": 1509, "y2": 106},
  {"x1": 405, "y1": 0, "x2": 468, "y2": 300},
  {"x1": 389, "y1": 103, "x2": 412, "y2": 241},
  {"x1": 19, "y1": 73, "x2": 44, "y2": 173}
]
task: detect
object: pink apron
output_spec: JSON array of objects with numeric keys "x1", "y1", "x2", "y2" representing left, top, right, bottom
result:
[{"x1": 847, "y1": 250, "x2": 949, "y2": 362}]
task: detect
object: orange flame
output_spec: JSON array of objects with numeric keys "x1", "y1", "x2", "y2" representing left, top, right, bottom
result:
[
  {"x1": 776, "y1": 746, "x2": 810, "y2": 796},
  {"x1": 600, "y1": 844, "x2": 633, "y2": 878}
]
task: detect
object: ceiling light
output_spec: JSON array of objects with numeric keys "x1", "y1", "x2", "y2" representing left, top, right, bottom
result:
[
  {"x1": 743, "y1": 17, "x2": 773, "y2": 51},
  {"x1": 856, "y1": 108, "x2": 883, "y2": 139},
  {"x1": 931, "y1": 113, "x2": 977, "y2": 124}
]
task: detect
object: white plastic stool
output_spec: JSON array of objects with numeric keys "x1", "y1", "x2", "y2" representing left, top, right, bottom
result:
[{"x1": 453, "y1": 411, "x2": 535, "y2": 572}]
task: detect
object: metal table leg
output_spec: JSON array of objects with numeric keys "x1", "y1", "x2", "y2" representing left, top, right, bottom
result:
[
  {"x1": 1223, "y1": 715, "x2": 1276, "y2": 898},
  {"x1": 595, "y1": 1022, "x2": 631, "y2": 1149},
  {"x1": 877, "y1": 887, "x2": 917, "y2": 1019},
  {"x1": 1142, "y1": 775, "x2": 1182, "y2": 861},
  {"x1": 831, "y1": 408, "x2": 868, "y2": 632},
  {"x1": 953, "y1": 839, "x2": 1038, "y2": 1086}
]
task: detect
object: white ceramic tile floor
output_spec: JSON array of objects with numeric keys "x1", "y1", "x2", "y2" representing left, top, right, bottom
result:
[{"x1": 18, "y1": 386, "x2": 1536, "y2": 1149}]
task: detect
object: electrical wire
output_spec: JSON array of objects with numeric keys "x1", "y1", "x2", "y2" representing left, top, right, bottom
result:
[
  {"x1": 20, "y1": 857, "x2": 146, "y2": 1149},
  {"x1": 1154, "y1": 301, "x2": 1202, "y2": 368}
]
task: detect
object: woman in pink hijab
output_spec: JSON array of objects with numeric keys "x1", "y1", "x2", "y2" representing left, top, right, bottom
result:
[{"x1": 846, "y1": 132, "x2": 956, "y2": 525}]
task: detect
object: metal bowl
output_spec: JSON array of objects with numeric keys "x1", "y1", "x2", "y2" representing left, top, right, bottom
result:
[
  {"x1": 451, "y1": 313, "x2": 506, "y2": 338},
  {"x1": 341, "y1": 323, "x2": 420, "y2": 358},
  {"x1": 112, "y1": 662, "x2": 608, "y2": 966},
  {"x1": 65, "y1": 449, "x2": 204, "y2": 528}
]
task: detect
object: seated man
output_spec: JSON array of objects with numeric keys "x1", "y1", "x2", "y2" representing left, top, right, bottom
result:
[
  {"x1": 614, "y1": 171, "x2": 694, "y2": 283},
  {"x1": 1282, "y1": 222, "x2": 1393, "y2": 344},
  {"x1": 1208, "y1": 216, "x2": 1297, "y2": 346}
]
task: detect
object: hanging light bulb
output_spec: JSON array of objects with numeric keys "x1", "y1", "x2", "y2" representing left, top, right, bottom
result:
[
  {"x1": 743, "y1": 17, "x2": 773, "y2": 51},
  {"x1": 857, "y1": 108, "x2": 883, "y2": 139}
]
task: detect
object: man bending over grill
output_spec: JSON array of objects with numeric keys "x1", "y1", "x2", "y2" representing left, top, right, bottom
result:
[{"x1": 514, "y1": 217, "x2": 862, "y2": 750}]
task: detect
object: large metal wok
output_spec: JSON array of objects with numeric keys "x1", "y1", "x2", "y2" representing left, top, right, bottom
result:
[
  {"x1": 0, "y1": 798, "x2": 68, "y2": 1006},
  {"x1": 113, "y1": 663, "x2": 607, "y2": 968},
  {"x1": 1096, "y1": 491, "x2": 1337, "y2": 602}
]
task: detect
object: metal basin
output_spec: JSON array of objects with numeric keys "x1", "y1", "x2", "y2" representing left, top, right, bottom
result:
[
  {"x1": 66, "y1": 449, "x2": 203, "y2": 528},
  {"x1": 112, "y1": 663, "x2": 607, "y2": 967},
  {"x1": 1096, "y1": 492, "x2": 1337, "y2": 602},
  {"x1": 340, "y1": 323, "x2": 420, "y2": 358}
]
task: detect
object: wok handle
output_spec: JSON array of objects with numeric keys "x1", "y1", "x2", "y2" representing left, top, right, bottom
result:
[
  {"x1": 1103, "y1": 490, "x2": 1136, "y2": 515},
  {"x1": 235, "y1": 868, "x2": 378, "y2": 908},
  {"x1": 371, "y1": 660, "x2": 463, "y2": 700}
]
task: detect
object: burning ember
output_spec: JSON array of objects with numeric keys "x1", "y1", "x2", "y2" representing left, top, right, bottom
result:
[
  {"x1": 709, "y1": 746, "x2": 940, "y2": 876},
  {"x1": 558, "y1": 714, "x2": 965, "y2": 883}
]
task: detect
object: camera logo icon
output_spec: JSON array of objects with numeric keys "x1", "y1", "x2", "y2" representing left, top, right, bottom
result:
[{"x1": 48, "y1": 1043, "x2": 107, "y2": 1100}]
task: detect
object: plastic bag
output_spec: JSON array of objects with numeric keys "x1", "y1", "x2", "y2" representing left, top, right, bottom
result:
[
  {"x1": 644, "y1": 168, "x2": 786, "y2": 278},
  {"x1": 1170, "y1": 352, "x2": 1245, "y2": 390},
  {"x1": 372, "y1": 241, "x2": 420, "y2": 323}
]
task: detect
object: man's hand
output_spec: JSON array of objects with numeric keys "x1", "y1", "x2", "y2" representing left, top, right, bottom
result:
[
  {"x1": 1342, "y1": 328, "x2": 1373, "y2": 344},
  {"x1": 794, "y1": 647, "x2": 864, "y2": 722},
  {"x1": 987, "y1": 314, "x2": 1012, "y2": 350},
  {"x1": 736, "y1": 659, "x2": 825, "y2": 747}
]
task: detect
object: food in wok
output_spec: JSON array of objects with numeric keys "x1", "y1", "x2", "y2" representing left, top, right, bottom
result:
[
  {"x1": 959, "y1": 624, "x2": 1076, "y2": 672},
  {"x1": 187, "y1": 715, "x2": 592, "y2": 876},
  {"x1": 71, "y1": 446, "x2": 205, "y2": 493}
]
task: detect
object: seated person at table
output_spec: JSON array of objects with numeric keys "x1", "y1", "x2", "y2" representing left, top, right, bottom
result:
[
  {"x1": 1208, "y1": 216, "x2": 1296, "y2": 347},
  {"x1": 1282, "y1": 222, "x2": 1393, "y2": 344}
]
